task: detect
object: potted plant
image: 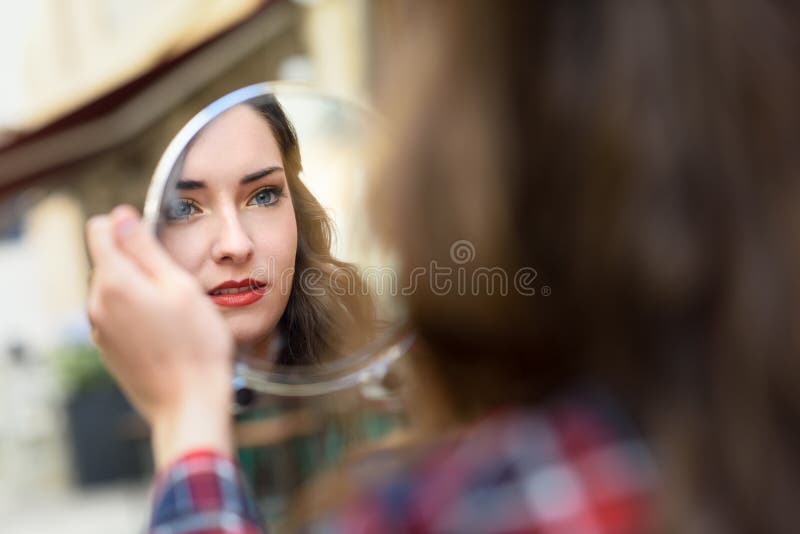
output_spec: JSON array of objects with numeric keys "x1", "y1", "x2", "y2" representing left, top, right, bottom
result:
[{"x1": 51, "y1": 344, "x2": 147, "y2": 485}]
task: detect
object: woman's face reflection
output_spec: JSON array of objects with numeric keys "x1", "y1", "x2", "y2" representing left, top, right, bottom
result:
[{"x1": 160, "y1": 104, "x2": 297, "y2": 350}]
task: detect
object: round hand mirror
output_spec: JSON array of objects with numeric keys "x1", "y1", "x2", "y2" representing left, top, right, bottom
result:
[{"x1": 143, "y1": 83, "x2": 412, "y2": 404}]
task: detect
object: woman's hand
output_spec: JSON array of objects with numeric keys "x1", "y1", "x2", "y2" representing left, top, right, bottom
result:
[{"x1": 86, "y1": 205, "x2": 235, "y2": 469}]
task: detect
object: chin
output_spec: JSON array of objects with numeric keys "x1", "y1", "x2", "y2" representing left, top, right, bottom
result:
[{"x1": 225, "y1": 314, "x2": 279, "y2": 346}]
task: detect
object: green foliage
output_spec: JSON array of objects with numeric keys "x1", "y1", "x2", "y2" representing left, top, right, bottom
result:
[{"x1": 50, "y1": 344, "x2": 113, "y2": 396}]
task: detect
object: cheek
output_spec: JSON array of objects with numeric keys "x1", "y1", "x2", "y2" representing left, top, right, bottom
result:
[
  {"x1": 248, "y1": 208, "x2": 298, "y2": 270},
  {"x1": 159, "y1": 226, "x2": 208, "y2": 274}
]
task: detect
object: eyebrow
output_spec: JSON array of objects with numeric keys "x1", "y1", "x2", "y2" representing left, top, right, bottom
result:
[{"x1": 175, "y1": 166, "x2": 284, "y2": 190}]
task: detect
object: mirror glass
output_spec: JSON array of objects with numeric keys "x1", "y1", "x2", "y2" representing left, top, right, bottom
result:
[{"x1": 144, "y1": 84, "x2": 411, "y2": 402}]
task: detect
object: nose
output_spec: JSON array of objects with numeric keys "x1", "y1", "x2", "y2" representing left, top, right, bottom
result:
[{"x1": 211, "y1": 209, "x2": 254, "y2": 264}]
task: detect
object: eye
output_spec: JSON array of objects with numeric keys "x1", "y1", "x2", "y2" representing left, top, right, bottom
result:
[
  {"x1": 164, "y1": 198, "x2": 201, "y2": 221},
  {"x1": 247, "y1": 187, "x2": 281, "y2": 207}
]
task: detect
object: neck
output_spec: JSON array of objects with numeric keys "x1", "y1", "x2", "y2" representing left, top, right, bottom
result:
[{"x1": 237, "y1": 329, "x2": 280, "y2": 369}]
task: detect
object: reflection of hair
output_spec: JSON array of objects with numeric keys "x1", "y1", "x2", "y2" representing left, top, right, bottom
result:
[
  {"x1": 371, "y1": 2, "x2": 800, "y2": 533},
  {"x1": 249, "y1": 96, "x2": 374, "y2": 365}
]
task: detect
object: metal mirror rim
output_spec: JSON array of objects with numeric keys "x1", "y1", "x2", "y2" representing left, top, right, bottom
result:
[{"x1": 142, "y1": 82, "x2": 413, "y2": 397}]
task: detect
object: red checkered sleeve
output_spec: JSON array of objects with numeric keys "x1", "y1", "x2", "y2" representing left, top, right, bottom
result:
[
  {"x1": 309, "y1": 391, "x2": 656, "y2": 533},
  {"x1": 149, "y1": 450, "x2": 266, "y2": 534}
]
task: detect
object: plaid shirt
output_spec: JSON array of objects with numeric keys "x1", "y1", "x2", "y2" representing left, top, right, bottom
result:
[{"x1": 150, "y1": 391, "x2": 656, "y2": 533}]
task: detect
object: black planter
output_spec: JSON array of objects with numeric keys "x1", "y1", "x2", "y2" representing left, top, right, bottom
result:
[{"x1": 65, "y1": 384, "x2": 145, "y2": 486}]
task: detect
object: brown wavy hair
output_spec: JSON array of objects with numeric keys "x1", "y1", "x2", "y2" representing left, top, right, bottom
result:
[
  {"x1": 371, "y1": 1, "x2": 800, "y2": 533},
  {"x1": 248, "y1": 95, "x2": 375, "y2": 366}
]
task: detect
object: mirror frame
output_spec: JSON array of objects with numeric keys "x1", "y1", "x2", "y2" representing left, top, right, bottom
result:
[{"x1": 143, "y1": 82, "x2": 413, "y2": 398}]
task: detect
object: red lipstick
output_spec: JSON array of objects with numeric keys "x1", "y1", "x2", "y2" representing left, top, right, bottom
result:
[{"x1": 207, "y1": 279, "x2": 267, "y2": 307}]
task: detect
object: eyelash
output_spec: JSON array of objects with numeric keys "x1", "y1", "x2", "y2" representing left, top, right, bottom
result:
[
  {"x1": 164, "y1": 199, "x2": 201, "y2": 222},
  {"x1": 164, "y1": 186, "x2": 284, "y2": 222},
  {"x1": 246, "y1": 186, "x2": 284, "y2": 207}
]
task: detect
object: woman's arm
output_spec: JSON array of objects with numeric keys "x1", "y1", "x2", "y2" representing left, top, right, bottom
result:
[{"x1": 86, "y1": 206, "x2": 263, "y2": 531}]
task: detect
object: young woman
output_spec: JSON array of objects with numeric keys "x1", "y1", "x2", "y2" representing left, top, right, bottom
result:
[
  {"x1": 159, "y1": 96, "x2": 373, "y2": 367},
  {"x1": 87, "y1": 1, "x2": 800, "y2": 533}
]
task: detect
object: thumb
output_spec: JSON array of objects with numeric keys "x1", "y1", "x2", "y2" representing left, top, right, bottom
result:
[{"x1": 110, "y1": 205, "x2": 183, "y2": 282}]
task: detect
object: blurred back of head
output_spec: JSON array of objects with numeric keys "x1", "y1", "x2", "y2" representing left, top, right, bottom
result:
[{"x1": 371, "y1": 1, "x2": 800, "y2": 532}]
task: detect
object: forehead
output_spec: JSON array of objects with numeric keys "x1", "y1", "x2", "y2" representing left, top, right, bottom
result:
[{"x1": 182, "y1": 104, "x2": 282, "y2": 182}]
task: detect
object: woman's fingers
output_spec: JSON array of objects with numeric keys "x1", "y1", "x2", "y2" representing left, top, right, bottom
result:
[
  {"x1": 86, "y1": 214, "x2": 148, "y2": 291},
  {"x1": 85, "y1": 214, "x2": 120, "y2": 270},
  {"x1": 109, "y1": 205, "x2": 188, "y2": 285},
  {"x1": 85, "y1": 213, "x2": 155, "y2": 334}
]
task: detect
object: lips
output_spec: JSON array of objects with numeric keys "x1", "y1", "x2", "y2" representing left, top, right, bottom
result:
[{"x1": 208, "y1": 279, "x2": 267, "y2": 307}]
